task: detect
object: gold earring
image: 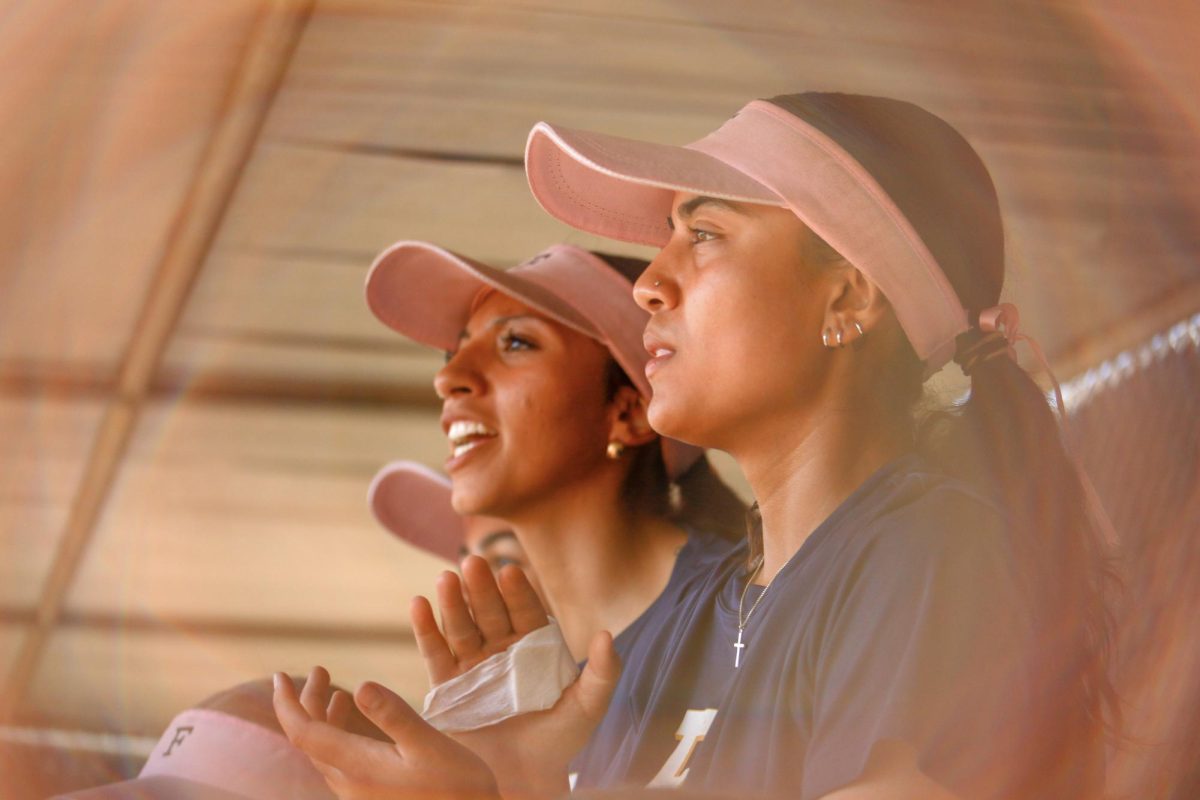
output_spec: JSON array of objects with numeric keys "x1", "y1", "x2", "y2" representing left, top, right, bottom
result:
[{"x1": 606, "y1": 441, "x2": 625, "y2": 460}]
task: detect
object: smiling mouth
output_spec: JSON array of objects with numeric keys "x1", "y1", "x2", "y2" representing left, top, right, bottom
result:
[{"x1": 447, "y1": 420, "x2": 498, "y2": 458}]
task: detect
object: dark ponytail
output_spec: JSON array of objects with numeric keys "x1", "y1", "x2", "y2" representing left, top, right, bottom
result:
[
  {"x1": 769, "y1": 91, "x2": 1121, "y2": 741},
  {"x1": 917, "y1": 345, "x2": 1120, "y2": 740},
  {"x1": 758, "y1": 91, "x2": 1118, "y2": 789}
]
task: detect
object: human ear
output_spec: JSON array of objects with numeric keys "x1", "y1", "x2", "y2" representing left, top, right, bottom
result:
[
  {"x1": 822, "y1": 266, "x2": 890, "y2": 345},
  {"x1": 606, "y1": 385, "x2": 658, "y2": 448}
]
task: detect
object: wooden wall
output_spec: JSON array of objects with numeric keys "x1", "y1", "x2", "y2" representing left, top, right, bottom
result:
[{"x1": 0, "y1": 0, "x2": 1197, "y2": 795}]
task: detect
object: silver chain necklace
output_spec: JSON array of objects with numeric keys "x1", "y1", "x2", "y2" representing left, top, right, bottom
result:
[{"x1": 734, "y1": 555, "x2": 788, "y2": 668}]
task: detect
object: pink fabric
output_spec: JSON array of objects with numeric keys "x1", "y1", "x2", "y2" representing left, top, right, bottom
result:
[
  {"x1": 369, "y1": 461, "x2": 463, "y2": 562},
  {"x1": 365, "y1": 242, "x2": 702, "y2": 478},
  {"x1": 97, "y1": 708, "x2": 334, "y2": 799},
  {"x1": 525, "y1": 101, "x2": 970, "y2": 371}
]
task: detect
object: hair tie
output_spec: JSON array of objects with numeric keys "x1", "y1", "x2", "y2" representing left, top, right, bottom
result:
[
  {"x1": 964, "y1": 303, "x2": 1120, "y2": 547},
  {"x1": 954, "y1": 330, "x2": 1012, "y2": 376},
  {"x1": 955, "y1": 302, "x2": 1021, "y2": 375}
]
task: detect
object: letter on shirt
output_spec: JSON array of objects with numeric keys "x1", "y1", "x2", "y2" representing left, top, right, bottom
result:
[{"x1": 648, "y1": 708, "x2": 718, "y2": 787}]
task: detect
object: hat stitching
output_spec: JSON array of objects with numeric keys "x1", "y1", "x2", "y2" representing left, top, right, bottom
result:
[{"x1": 547, "y1": 153, "x2": 667, "y2": 244}]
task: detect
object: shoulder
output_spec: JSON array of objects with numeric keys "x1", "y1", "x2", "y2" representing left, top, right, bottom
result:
[
  {"x1": 854, "y1": 457, "x2": 1009, "y2": 558},
  {"x1": 818, "y1": 458, "x2": 1021, "y2": 607}
]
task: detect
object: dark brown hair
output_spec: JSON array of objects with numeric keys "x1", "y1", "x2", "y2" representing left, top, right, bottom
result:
[
  {"x1": 593, "y1": 251, "x2": 747, "y2": 542},
  {"x1": 767, "y1": 93, "x2": 1120, "y2": 747}
]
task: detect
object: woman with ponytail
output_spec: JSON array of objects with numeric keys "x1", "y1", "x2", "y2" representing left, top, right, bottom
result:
[{"x1": 277, "y1": 95, "x2": 1117, "y2": 800}]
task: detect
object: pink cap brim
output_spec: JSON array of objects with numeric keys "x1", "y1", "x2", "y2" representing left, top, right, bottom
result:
[
  {"x1": 54, "y1": 709, "x2": 334, "y2": 800},
  {"x1": 51, "y1": 774, "x2": 255, "y2": 800},
  {"x1": 368, "y1": 461, "x2": 463, "y2": 563},
  {"x1": 525, "y1": 102, "x2": 969, "y2": 372},
  {"x1": 365, "y1": 242, "x2": 703, "y2": 478},
  {"x1": 366, "y1": 242, "x2": 605, "y2": 353},
  {"x1": 525, "y1": 122, "x2": 784, "y2": 248}
]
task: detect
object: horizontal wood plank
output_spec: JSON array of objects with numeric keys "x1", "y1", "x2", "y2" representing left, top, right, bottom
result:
[{"x1": 66, "y1": 399, "x2": 451, "y2": 625}]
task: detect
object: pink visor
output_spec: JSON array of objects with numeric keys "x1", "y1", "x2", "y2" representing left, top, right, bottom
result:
[
  {"x1": 369, "y1": 460, "x2": 463, "y2": 563},
  {"x1": 365, "y1": 242, "x2": 702, "y2": 478},
  {"x1": 53, "y1": 709, "x2": 334, "y2": 800},
  {"x1": 525, "y1": 100, "x2": 970, "y2": 372}
]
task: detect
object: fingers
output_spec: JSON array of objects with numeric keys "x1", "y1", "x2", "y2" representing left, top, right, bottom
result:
[
  {"x1": 326, "y1": 689, "x2": 353, "y2": 730},
  {"x1": 273, "y1": 672, "x2": 390, "y2": 775},
  {"x1": 571, "y1": 631, "x2": 622, "y2": 725},
  {"x1": 461, "y1": 556, "x2": 515, "y2": 643},
  {"x1": 436, "y1": 570, "x2": 485, "y2": 661},
  {"x1": 496, "y1": 564, "x2": 550, "y2": 635},
  {"x1": 411, "y1": 595, "x2": 457, "y2": 686},
  {"x1": 300, "y1": 665, "x2": 332, "y2": 722},
  {"x1": 353, "y1": 680, "x2": 434, "y2": 755}
]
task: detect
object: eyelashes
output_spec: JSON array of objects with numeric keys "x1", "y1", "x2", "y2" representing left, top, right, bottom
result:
[
  {"x1": 499, "y1": 330, "x2": 536, "y2": 352},
  {"x1": 443, "y1": 324, "x2": 541, "y2": 365}
]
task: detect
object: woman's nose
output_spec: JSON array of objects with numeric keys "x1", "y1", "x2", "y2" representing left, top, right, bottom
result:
[
  {"x1": 633, "y1": 250, "x2": 679, "y2": 313},
  {"x1": 433, "y1": 350, "x2": 485, "y2": 400}
]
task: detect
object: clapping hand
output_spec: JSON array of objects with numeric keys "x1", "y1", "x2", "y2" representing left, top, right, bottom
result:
[
  {"x1": 412, "y1": 555, "x2": 554, "y2": 684},
  {"x1": 412, "y1": 556, "x2": 620, "y2": 797},
  {"x1": 273, "y1": 666, "x2": 499, "y2": 800},
  {"x1": 274, "y1": 557, "x2": 619, "y2": 799}
]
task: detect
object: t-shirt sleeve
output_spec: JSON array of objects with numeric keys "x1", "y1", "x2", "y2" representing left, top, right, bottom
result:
[{"x1": 802, "y1": 491, "x2": 1037, "y2": 799}]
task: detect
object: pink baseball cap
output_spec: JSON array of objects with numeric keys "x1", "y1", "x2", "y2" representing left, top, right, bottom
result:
[
  {"x1": 368, "y1": 460, "x2": 464, "y2": 563},
  {"x1": 365, "y1": 242, "x2": 703, "y2": 477},
  {"x1": 52, "y1": 708, "x2": 335, "y2": 800},
  {"x1": 525, "y1": 93, "x2": 1004, "y2": 374}
]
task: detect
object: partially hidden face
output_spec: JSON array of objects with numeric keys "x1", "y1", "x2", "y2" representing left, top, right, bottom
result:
[
  {"x1": 634, "y1": 192, "x2": 840, "y2": 451},
  {"x1": 461, "y1": 514, "x2": 546, "y2": 608},
  {"x1": 434, "y1": 291, "x2": 616, "y2": 519}
]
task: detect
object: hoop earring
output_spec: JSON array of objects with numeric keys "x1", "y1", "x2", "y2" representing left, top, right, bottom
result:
[
  {"x1": 821, "y1": 329, "x2": 832, "y2": 348},
  {"x1": 606, "y1": 441, "x2": 625, "y2": 460},
  {"x1": 853, "y1": 321, "x2": 865, "y2": 338},
  {"x1": 835, "y1": 329, "x2": 845, "y2": 348}
]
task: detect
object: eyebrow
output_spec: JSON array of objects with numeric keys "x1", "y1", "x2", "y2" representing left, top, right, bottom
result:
[
  {"x1": 675, "y1": 195, "x2": 750, "y2": 220},
  {"x1": 475, "y1": 529, "x2": 518, "y2": 551}
]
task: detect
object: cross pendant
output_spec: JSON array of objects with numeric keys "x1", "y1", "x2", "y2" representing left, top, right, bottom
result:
[{"x1": 734, "y1": 628, "x2": 745, "y2": 668}]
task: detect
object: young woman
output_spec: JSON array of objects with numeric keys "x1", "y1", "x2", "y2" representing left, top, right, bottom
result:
[
  {"x1": 277, "y1": 94, "x2": 1117, "y2": 800},
  {"x1": 276, "y1": 242, "x2": 745, "y2": 796},
  {"x1": 363, "y1": 242, "x2": 742, "y2": 657}
]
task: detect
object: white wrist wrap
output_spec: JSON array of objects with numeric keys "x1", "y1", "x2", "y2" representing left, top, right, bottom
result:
[{"x1": 421, "y1": 619, "x2": 580, "y2": 733}]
